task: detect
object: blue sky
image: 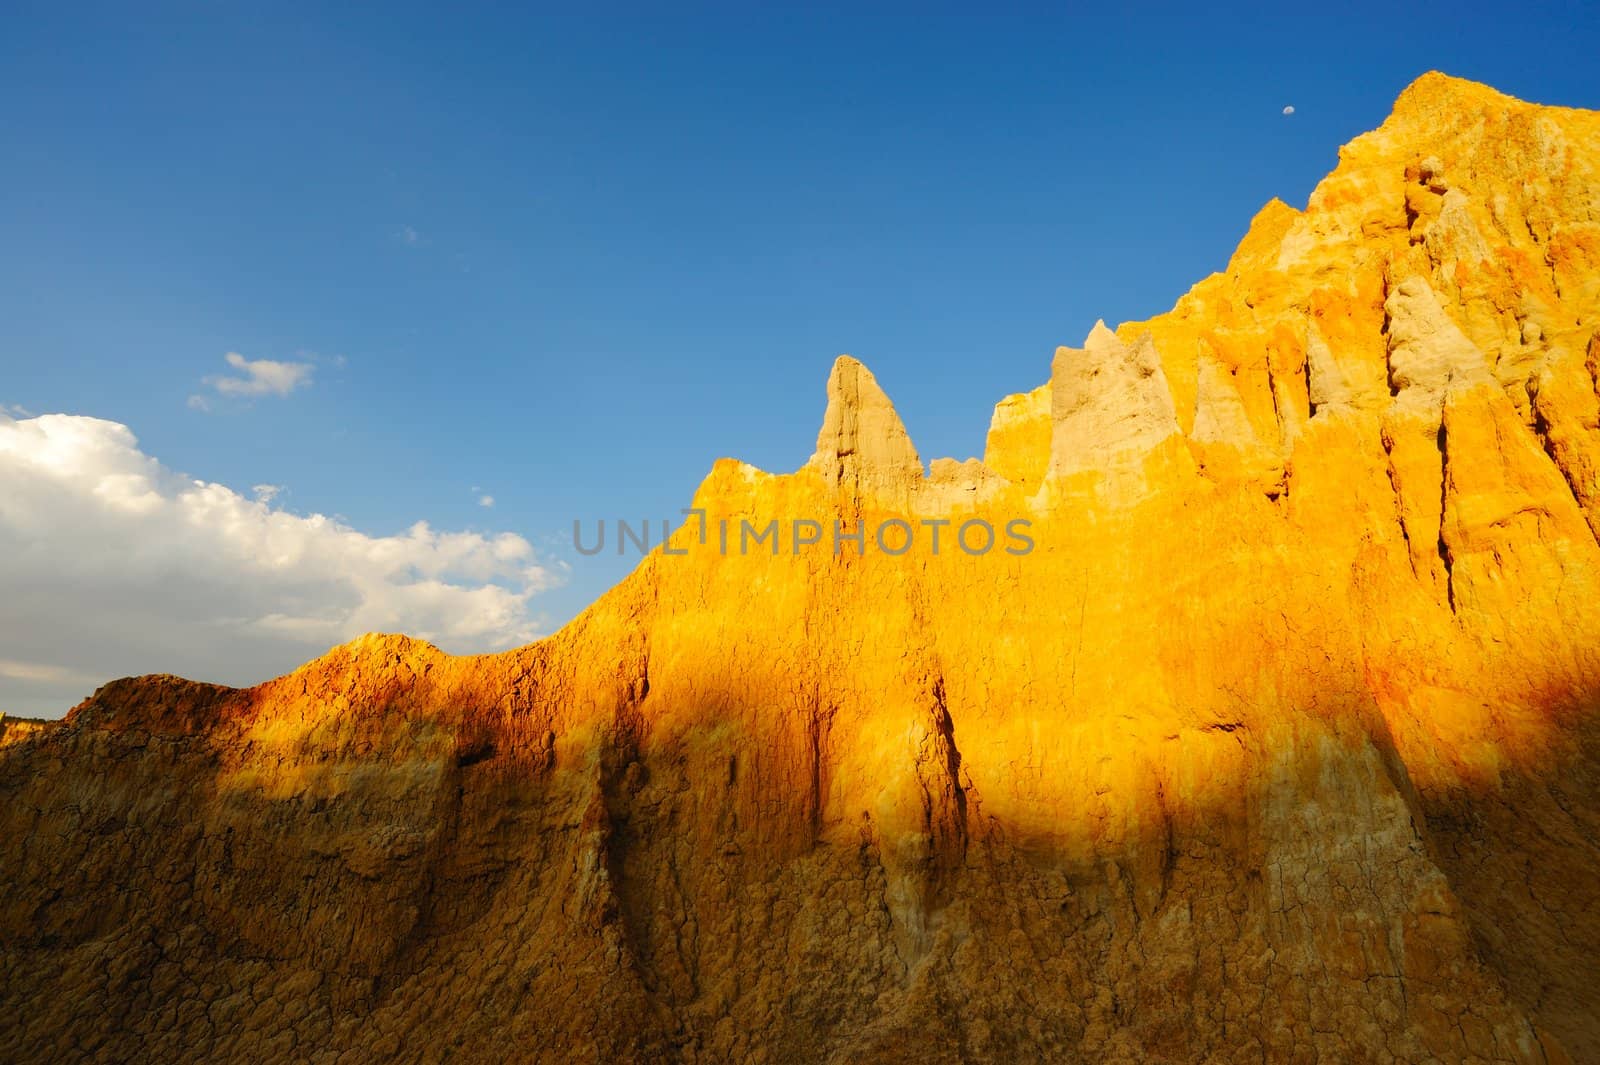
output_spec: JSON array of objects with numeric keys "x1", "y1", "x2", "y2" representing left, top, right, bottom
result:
[{"x1": 3, "y1": 4, "x2": 1599, "y2": 712}]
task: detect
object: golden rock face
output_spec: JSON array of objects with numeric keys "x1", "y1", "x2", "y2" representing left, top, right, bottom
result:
[{"x1": 5, "y1": 73, "x2": 1600, "y2": 1064}]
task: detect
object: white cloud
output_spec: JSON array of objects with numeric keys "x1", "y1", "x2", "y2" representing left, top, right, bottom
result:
[
  {"x1": 0, "y1": 409, "x2": 560, "y2": 717},
  {"x1": 478, "y1": 494, "x2": 495, "y2": 508},
  {"x1": 202, "y1": 351, "x2": 315, "y2": 401},
  {"x1": 253, "y1": 484, "x2": 282, "y2": 505},
  {"x1": 398, "y1": 225, "x2": 422, "y2": 246},
  {"x1": 0, "y1": 659, "x2": 93, "y2": 685},
  {"x1": 1282, "y1": 105, "x2": 1296, "y2": 116}
]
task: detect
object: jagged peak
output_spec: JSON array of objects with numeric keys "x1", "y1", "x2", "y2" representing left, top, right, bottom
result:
[
  {"x1": 807, "y1": 354, "x2": 924, "y2": 494},
  {"x1": 1226, "y1": 197, "x2": 1301, "y2": 275},
  {"x1": 1389, "y1": 71, "x2": 1521, "y2": 124},
  {"x1": 1084, "y1": 319, "x2": 1118, "y2": 348},
  {"x1": 1049, "y1": 322, "x2": 1181, "y2": 480}
]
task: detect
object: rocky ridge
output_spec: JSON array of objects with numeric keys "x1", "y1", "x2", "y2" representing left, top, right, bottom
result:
[{"x1": 4, "y1": 73, "x2": 1600, "y2": 1064}]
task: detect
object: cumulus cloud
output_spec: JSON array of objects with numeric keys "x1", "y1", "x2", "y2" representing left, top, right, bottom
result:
[
  {"x1": 199, "y1": 351, "x2": 315, "y2": 403},
  {"x1": 1282, "y1": 105, "x2": 1296, "y2": 116},
  {"x1": 479, "y1": 494, "x2": 495, "y2": 508},
  {"x1": 0, "y1": 410, "x2": 559, "y2": 717}
]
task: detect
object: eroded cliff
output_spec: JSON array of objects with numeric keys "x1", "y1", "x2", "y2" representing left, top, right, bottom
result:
[{"x1": 4, "y1": 73, "x2": 1600, "y2": 1064}]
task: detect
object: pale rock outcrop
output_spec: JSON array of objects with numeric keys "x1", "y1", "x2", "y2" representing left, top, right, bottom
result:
[
  {"x1": 1190, "y1": 354, "x2": 1288, "y2": 496},
  {"x1": 1384, "y1": 274, "x2": 1492, "y2": 408},
  {"x1": 1305, "y1": 320, "x2": 1385, "y2": 414},
  {"x1": 1380, "y1": 276, "x2": 1497, "y2": 603},
  {"x1": 924, "y1": 456, "x2": 1004, "y2": 506},
  {"x1": 1047, "y1": 323, "x2": 1181, "y2": 481},
  {"x1": 807, "y1": 355, "x2": 924, "y2": 498},
  {"x1": 1190, "y1": 356, "x2": 1256, "y2": 445}
]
